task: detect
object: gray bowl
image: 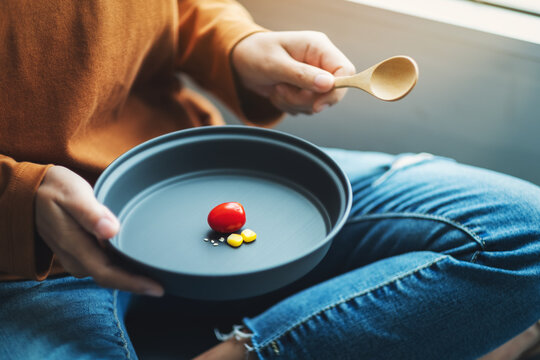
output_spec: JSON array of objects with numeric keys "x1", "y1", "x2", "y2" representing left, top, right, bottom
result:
[{"x1": 95, "y1": 125, "x2": 351, "y2": 300}]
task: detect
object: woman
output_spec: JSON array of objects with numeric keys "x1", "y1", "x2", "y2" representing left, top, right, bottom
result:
[{"x1": 1, "y1": 1, "x2": 539, "y2": 359}]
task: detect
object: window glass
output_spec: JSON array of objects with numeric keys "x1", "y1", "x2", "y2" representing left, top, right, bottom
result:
[{"x1": 468, "y1": 0, "x2": 540, "y2": 15}]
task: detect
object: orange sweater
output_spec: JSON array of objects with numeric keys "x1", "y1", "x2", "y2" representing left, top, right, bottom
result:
[{"x1": 0, "y1": 0, "x2": 281, "y2": 281}]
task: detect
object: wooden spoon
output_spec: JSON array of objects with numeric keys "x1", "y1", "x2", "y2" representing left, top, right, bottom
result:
[{"x1": 334, "y1": 56, "x2": 418, "y2": 101}]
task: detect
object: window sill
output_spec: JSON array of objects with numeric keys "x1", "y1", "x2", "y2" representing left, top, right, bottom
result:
[{"x1": 347, "y1": 0, "x2": 540, "y2": 45}]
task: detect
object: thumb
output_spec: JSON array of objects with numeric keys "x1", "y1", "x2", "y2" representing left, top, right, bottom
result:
[
  {"x1": 275, "y1": 56, "x2": 335, "y2": 93},
  {"x1": 51, "y1": 168, "x2": 120, "y2": 239}
]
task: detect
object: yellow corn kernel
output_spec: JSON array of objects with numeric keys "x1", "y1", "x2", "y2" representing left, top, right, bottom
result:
[
  {"x1": 227, "y1": 233, "x2": 243, "y2": 248},
  {"x1": 241, "y1": 229, "x2": 257, "y2": 243}
]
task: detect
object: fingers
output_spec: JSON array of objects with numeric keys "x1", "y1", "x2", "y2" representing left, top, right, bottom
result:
[
  {"x1": 312, "y1": 88, "x2": 348, "y2": 113},
  {"x1": 232, "y1": 31, "x2": 338, "y2": 93},
  {"x1": 272, "y1": 49, "x2": 335, "y2": 93},
  {"x1": 45, "y1": 166, "x2": 120, "y2": 240},
  {"x1": 38, "y1": 198, "x2": 164, "y2": 296},
  {"x1": 270, "y1": 84, "x2": 316, "y2": 114},
  {"x1": 267, "y1": 31, "x2": 355, "y2": 114},
  {"x1": 297, "y1": 33, "x2": 354, "y2": 112},
  {"x1": 81, "y1": 236, "x2": 164, "y2": 296},
  {"x1": 36, "y1": 166, "x2": 164, "y2": 296},
  {"x1": 306, "y1": 32, "x2": 356, "y2": 78},
  {"x1": 269, "y1": 83, "x2": 343, "y2": 114},
  {"x1": 275, "y1": 31, "x2": 355, "y2": 90},
  {"x1": 232, "y1": 30, "x2": 355, "y2": 115}
]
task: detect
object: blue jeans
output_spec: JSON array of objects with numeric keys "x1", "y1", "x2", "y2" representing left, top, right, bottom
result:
[{"x1": 2, "y1": 149, "x2": 540, "y2": 359}]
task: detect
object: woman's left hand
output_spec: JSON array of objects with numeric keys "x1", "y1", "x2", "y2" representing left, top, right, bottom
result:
[{"x1": 232, "y1": 31, "x2": 355, "y2": 115}]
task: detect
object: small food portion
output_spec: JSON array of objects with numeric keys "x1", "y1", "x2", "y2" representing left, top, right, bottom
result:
[
  {"x1": 207, "y1": 202, "x2": 246, "y2": 233},
  {"x1": 203, "y1": 231, "x2": 256, "y2": 248},
  {"x1": 226, "y1": 233, "x2": 244, "y2": 248},
  {"x1": 206, "y1": 203, "x2": 257, "y2": 248},
  {"x1": 241, "y1": 229, "x2": 257, "y2": 243}
]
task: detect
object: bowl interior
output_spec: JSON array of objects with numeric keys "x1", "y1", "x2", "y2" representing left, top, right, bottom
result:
[{"x1": 95, "y1": 127, "x2": 350, "y2": 277}]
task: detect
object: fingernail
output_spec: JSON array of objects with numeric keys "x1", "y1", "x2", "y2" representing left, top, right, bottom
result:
[
  {"x1": 144, "y1": 287, "x2": 164, "y2": 297},
  {"x1": 102, "y1": 206, "x2": 116, "y2": 220},
  {"x1": 96, "y1": 217, "x2": 118, "y2": 238},
  {"x1": 314, "y1": 74, "x2": 334, "y2": 90},
  {"x1": 316, "y1": 104, "x2": 329, "y2": 113}
]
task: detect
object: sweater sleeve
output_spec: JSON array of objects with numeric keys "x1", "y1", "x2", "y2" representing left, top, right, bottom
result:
[
  {"x1": 176, "y1": 0, "x2": 283, "y2": 126},
  {"x1": 0, "y1": 155, "x2": 54, "y2": 280}
]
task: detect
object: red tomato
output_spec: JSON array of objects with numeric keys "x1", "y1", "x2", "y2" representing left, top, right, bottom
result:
[{"x1": 207, "y1": 202, "x2": 246, "y2": 233}]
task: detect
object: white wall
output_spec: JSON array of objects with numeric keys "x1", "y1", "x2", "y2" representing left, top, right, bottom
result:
[{"x1": 216, "y1": 0, "x2": 540, "y2": 185}]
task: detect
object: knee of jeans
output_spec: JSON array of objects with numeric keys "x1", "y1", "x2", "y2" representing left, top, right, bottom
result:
[
  {"x1": 407, "y1": 163, "x2": 540, "y2": 270},
  {"x1": 473, "y1": 182, "x2": 540, "y2": 271}
]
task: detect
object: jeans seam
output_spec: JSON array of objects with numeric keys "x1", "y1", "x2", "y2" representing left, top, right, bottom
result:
[
  {"x1": 112, "y1": 289, "x2": 132, "y2": 359},
  {"x1": 346, "y1": 212, "x2": 486, "y2": 253},
  {"x1": 256, "y1": 254, "x2": 449, "y2": 351}
]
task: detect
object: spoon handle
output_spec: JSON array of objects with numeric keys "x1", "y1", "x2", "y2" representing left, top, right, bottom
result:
[
  {"x1": 334, "y1": 76, "x2": 355, "y2": 89},
  {"x1": 334, "y1": 70, "x2": 372, "y2": 90}
]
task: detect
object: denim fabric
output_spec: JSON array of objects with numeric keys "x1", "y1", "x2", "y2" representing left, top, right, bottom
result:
[
  {"x1": 244, "y1": 149, "x2": 540, "y2": 359},
  {"x1": 1, "y1": 149, "x2": 540, "y2": 359},
  {"x1": 0, "y1": 277, "x2": 136, "y2": 359}
]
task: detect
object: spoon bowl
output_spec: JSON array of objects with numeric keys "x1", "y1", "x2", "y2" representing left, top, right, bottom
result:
[{"x1": 334, "y1": 56, "x2": 418, "y2": 101}]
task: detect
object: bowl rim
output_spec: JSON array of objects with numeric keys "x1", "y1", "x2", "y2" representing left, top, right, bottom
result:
[{"x1": 94, "y1": 125, "x2": 352, "y2": 278}]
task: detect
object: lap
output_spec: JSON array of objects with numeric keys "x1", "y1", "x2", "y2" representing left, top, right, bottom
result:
[
  {"x1": 0, "y1": 276, "x2": 136, "y2": 360},
  {"x1": 242, "y1": 149, "x2": 540, "y2": 359},
  {"x1": 325, "y1": 148, "x2": 540, "y2": 270},
  {"x1": 3, "y1": 149, "x2": 540, "y2": 359},
  {"x1": 270, "y1": 148, "x2": 540, "y2": 297}
]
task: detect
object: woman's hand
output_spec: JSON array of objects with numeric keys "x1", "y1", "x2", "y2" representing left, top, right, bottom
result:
[
  {"x1": 35, "y1": 166, "x2": 164, "y2": 296},
  {"x1": 232, "y1": 31, "x2": 355, "y2": 115}
]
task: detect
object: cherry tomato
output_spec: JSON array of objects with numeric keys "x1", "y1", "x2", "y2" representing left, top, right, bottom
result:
[{"x1": 207, "y1": 202, "x2": 246, "y2": 233}]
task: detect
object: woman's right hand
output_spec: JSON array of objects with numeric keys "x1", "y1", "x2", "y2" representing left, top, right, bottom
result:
[{"x1": 35, "y1": 165, "x2": 164, "y2": 296}]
